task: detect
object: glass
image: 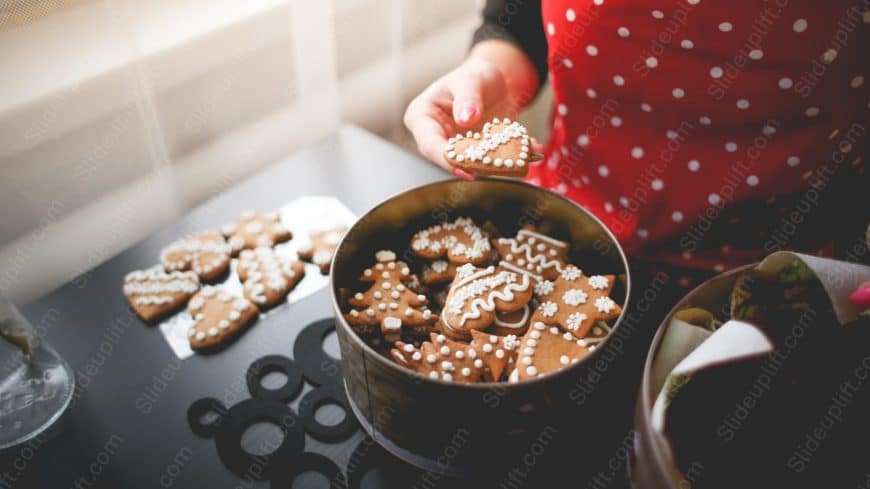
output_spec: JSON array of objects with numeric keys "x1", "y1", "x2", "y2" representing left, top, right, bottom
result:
[{"x1": 0, "y1": 295, "x2": 74, "y2": 450}]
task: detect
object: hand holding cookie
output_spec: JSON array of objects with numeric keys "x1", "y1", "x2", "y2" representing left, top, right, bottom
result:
[{"x1": 444, "y1": 118, "x2": 542, "y2": 178}]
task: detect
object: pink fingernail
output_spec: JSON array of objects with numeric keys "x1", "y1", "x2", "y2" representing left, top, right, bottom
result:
[
  {"x1": 458, "y1": 105, "x2": 477, "y2": 123},
  {"x1": 849, "y1": 287, "x2": 870, "y2": 306},
  {"x1": 453, "y1": 168, "x2": 475, "y2": 181}
]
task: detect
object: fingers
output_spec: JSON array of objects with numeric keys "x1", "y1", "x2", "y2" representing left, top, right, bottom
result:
[
  {"x1": 530, "y1": 137, "x2": 545, "y2": 155},
  {"x1": 448, "y1": 72, "x2": 484, "y2": 128},
  {"x1": 404, "y1": 101, "x2": 451, "y2": 171}
]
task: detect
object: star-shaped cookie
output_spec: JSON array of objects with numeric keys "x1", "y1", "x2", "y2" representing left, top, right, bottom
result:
[{"x1": 531, "y1": 265, "x2": 622, "y2": 339}]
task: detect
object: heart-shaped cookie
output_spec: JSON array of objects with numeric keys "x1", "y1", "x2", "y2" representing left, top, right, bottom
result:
[
  {"x1": 160, "y1": 231, "x2": 232, "y2": 281},
  {"x1": 237, "y1": 247, "x2": 305, "y2": 307},
  {"x1": 123, "y1": 268, "x2": 200, "y2": 321},
  {"x1": 186, "y1": 286, "x2": 259, "y2": 350},
  {"x1": 513, "y1": 321, "x2": 590, "y2": 382},
  {"x1": 440, "y1": 264, "x2": 534, "y2": 340},
  {"x1": 444, "y1": 118, "x2": 540, "y2": 177},
  {"x1": 221, "y1": 210, "x2": 292, "y2": 255}
]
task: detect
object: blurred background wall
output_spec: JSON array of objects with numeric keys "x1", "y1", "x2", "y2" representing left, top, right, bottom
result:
[{"x1": 0, "y1": 0, "x2": 553, "y2": 305}]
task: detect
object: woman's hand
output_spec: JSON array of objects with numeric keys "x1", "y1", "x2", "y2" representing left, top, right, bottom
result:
[{"x1": 404, "y1": 40, "x2": 541, "y2": 178}]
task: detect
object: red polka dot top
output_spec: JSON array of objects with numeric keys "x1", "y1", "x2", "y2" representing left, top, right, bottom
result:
[{"x1": 476, "y1": 0, "x2": 868, "y2": 273}]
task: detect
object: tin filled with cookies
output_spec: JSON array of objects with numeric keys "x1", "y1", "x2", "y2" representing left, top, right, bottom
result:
[{"x1": 330, "y1": 179, "x2": 631, "y2": 476}]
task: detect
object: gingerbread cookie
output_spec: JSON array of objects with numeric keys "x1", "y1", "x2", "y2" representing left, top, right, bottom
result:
[
  {"x1": 123, "y1": 268, "x2": 200, "y2": 321},
  {"x1": 421, "y1": 259, "x2": 459, "y2": 285},
  {"x1": 487, "y1": 304, "x2": 532, "y2": 336},
  {"x1": 411, "y1": 217, "x2": 491, "y2": 266},
  {"x1": 444, "y1": 118, "x2": 541, "y2": 177},
  {"x1": 160, "y1": 231, "x2": 232, "y2": 281},
  {"x1": 493, "y1": 228, "x2": 569, "y2": 282},
  {"x1": 187, "y1": 286, "x2": 258, "y2": 350},
  {"x1": 298, "y1": 227, "x2": 346, "y2": 274},
  {"x1": 468, "y1": 330, "x2": 519, "y2": 382},
  {"x1": 531, "y1": 265, "x2": 622, "y2": 340},
  {"x1": 221, "y1": 211, "x2": 292, "y2": 255},
  {"x1": 391, "y1": 333, "x2": 485, "y2": 384},
  {"x1": 513, "y1": 321, "x2": 590, "y2": 382},
  {"x1": 237, "y1": 247, "x2": 305, "y2": 307},
  {"x1": 345, "y1": 250, "x2": 436, "y2": 340},
  {"x1": 440, "y1": 264, "x2": 534, "y2": 340}
]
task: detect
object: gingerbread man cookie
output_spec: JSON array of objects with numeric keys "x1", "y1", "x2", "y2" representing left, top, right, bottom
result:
[
  {"x1": 411, "y1": 217, "x2": 492, "y2": 266},
  {"x1": 221, "y1": 211, "x2": 292, "y2": 255},
  {"x1": 440, "y1": 264, "x2": 534, "y2": 340},
  {"x1": 298, "y1": 227, "x2": 346, "y2": 274},
  {"x1": 187, "y1": 286, "x2": 259, "y2": 350},
  {"x1": 123, "y1": 268, "x2": 200, "y2": 321},
  {"x1": 160, "y1": 231, "x2": 232, "y2": 281},
  {"x1": 531, "y1": 265, "x2": 622, "y2": 340},
  {"x1": 493, "y1": 228, "x2": 570, "y2": 282},
  {"x1": 345, "y1": 250, "x2": 436, "y2": 340},
  {"x1": 513, "y1": 321, "x2": 590, "y2": 382},
  {"x1": 444, "y1": 118, "x2": 541, "y2": 177},
  {"x1": 237, "y1": 247, "x2": 305, "y2": 307}
]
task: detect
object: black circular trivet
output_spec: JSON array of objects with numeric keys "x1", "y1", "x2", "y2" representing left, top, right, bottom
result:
[
  {"x1": 215, "y1": 398, "x2": 305, "y2": 480},
  {"x1": 298, "y1": 384, "x2": 358, "y2": 442},
  {"x1": 294, "y1": 318, "x2": 342, "y2": 386},
  {"x1": 270, "y1": 452, "x2": 348, "y2": 489},
  {"x1": 187, "y1": 397, "x2": 229, "y2": 437},
  {"x1": 246, "y1": 355, "x2": 304, "y2": 402}
]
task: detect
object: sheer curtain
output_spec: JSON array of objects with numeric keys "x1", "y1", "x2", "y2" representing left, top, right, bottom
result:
[{"x1": 0, "y1": 0, "x2": 551, "y2": 304}]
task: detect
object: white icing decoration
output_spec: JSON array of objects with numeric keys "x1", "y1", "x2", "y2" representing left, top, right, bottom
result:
[
  {"x1": 376, "y1": 250, "x2": 397, "y2": 263},
  {"x1": 534, "y1": 280, "x2": 555, "y2": 296},
  {"x1": 561, "y1": 266, "x2": 582, "y2": 281},
  {"x1": 562, "y1": 289, "x2": 588, "y2": 306},
  {"x1": 448, "y1": 120, "x2": 528, "y2": 163},
  {"x1": 595, "y1": 297, "x2": 617, "y2": 313},
  {"x1": 540, "y1": 301, "x2": 558, "y2": 318},
  {"x1": 493, "y1": 305, "x2": 530, "y2": 330},
  {"x1": 411, "y1": 218, "x2": 490, "y2": 261},
  {"x1": 588, "y1": 275, "x2": 609, "y2": 290},
  {"x1": 382, "y1": 317, "x2": 402, "y2": 331},
  {"x1": 567, "y1": 312, "x2": 588, "y2": 331}
]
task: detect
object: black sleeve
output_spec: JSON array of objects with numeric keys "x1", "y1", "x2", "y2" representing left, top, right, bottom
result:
[{"x1": 472, "y1": 0, "x2": 548, "y2": 87}]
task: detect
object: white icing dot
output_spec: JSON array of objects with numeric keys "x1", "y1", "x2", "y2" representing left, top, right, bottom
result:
[
  {"x1": 787, "y1": 156, "x2": 801, "y2": 167},
  {"x1": 793, "y1": 18, "x2": 807, "y2": 33},
  {"x1": 746, "y1": 175, "x2": 759, "y2": 186},
  {"x1": 749, "y1": 49, "x2": 763, "y2": 60},
  {"x1": 710, "y1": 66, "x2": 723, "y2": 78},
  {"x1": 566, "y1": 8, "x2": 576, "y2": 21},
  {"x1": 618, "y1": 27, "x2": 630, "y2": 37},
  {"x1": 651, "y1": 179, "x2": 664, "y2": 191},
  {"x1": 736, "y1": 99, "x2": 750, "y2": 110},
  {"x1": 708, "y1": 193, "x2": 721, "y2": 205},
  {"x1": 725, "y1": 142, "x2": 738, "y2": 152},
  {"x1": 586, "y1": 45, "x2": 599, "y2": 56},
  {"x1": 718, "y1": 22, "x2": 733, "y2": 32},
  {"x1": 598, "y1": 165, "x2": 610, "y2": 178},
  {"x1": 613, "y1": 75, "x2": 625, "y2": 86},
  {"x1": 680, "y1": 39, "x2": 694, "y2": 49},
  {"x1": 631, "y1": 146, "x2": 644, "y2": 159},
  {"x1": 779, "y1": 77, "x2": 793, "y2": 89},
  {"x1": 672, "y1": 211, "x2": 684, "y2": 222},
  {"x1": 672, "y1": 88, "x2": 685, "y2": 99}
]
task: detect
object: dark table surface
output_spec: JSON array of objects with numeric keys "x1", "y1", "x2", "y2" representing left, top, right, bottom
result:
[{"x1": 1, "y1": 126, "x2": 661, "y2": 489}]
